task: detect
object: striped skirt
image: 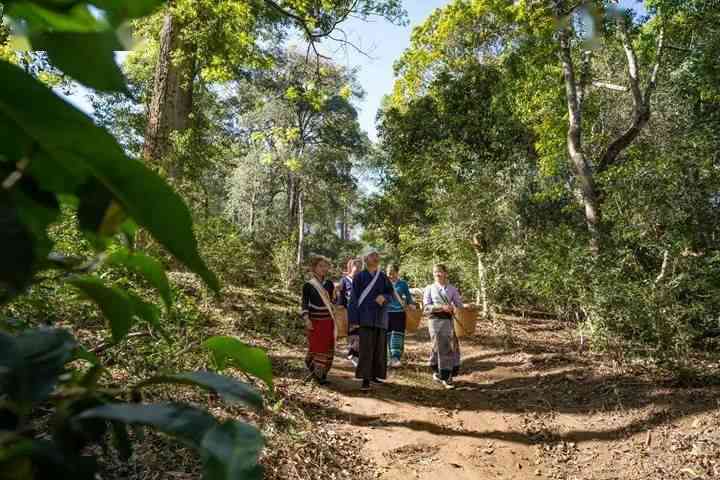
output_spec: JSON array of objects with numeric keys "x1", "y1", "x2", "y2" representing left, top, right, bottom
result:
[
  {"x1": 428, "y1": 316, "x2": 460, "y2": 380},
  {"x1": 306, "y1": 310, "x2": 335, "y2": 379},
  {"x1": 387, "y1": 311, "x2": 406, "y2": 360}
]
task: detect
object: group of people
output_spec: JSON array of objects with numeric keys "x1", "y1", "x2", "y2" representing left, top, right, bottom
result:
[{"x1": 300, "y1": 250, "x2": 464, "y2": 391}]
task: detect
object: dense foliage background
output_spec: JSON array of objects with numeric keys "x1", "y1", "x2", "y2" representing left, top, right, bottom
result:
[
  {"x1": 366, "y1": 0, "x2": 720, "y2": 361},
  {"x1": 1, "y1": 0, "x2": 719, "y2": 477}
]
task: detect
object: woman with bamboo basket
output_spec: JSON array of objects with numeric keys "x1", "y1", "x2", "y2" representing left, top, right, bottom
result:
[
  {"x1": 301, "y1": 256, "x2": 337, "y2": 385},
  {"x1": 422, "y1": 264, "x2": 464, "y2": 390},
  {"x1": 386, "y1": 264, "x2": 416, "y2": 368}
]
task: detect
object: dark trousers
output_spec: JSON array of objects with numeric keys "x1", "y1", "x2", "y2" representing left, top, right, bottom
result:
[
  {"x1": 347, "y1": 325, "x2": 360, "y2": 357},
  {"x1": 356, "y1": 326, "x2": 387, "y2": 380}
]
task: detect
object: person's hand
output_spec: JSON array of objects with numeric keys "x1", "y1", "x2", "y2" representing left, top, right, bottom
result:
[
  {"x1": 375, "y1": 295, "x2": 387, "y2": 306},
  {"x1": 442, "y1": 304, "x2": 453, "y2": 314},
  {"x1": 305, "y1": 318, "x2": 313, "y2": 331}
]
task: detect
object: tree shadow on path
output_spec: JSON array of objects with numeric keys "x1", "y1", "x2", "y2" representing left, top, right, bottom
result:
[{"x1": 272, "y1": 316, "x2": 720, "y2": 448}]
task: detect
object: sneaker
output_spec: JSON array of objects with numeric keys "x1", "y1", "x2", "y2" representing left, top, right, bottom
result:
[
  {"x1": 432, "y1": 372, "x2": 442, "y2": 383},
  {"x1": 361, "y1": 380, "x2": 371, "y2": 391},
  {"x1": 350, "y1": 356, "x2": 359, "y2": 367},
  {"x1": 441, "y1": 379, "x2": 455, "y2": 390},
  {"x1": 389, "y1": 358, "x2": 402, "y2": 368},
  {"x1": 371, "y1": 377, "x2": 385, "y2": 384}
]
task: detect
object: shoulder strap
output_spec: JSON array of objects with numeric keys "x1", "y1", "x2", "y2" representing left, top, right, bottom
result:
[
  {"x1": 357, "y1": 270, "x2": 381, "y2": 306},
  {"x1": 308, "y1": 278, "x2": 336, "y2": 322},
  {"x1": 431, "y1": 284, "x2": 450, "y2": 305},
  {"x1": 392, "y1": 282, "x2": 405, "y2": 307}
]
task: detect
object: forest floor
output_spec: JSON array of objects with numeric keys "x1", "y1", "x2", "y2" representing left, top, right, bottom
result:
[
  {"x1": 86, "y1": 280, "x2": 720, "y2": 480},
  {"x1": 270, "y1": 313, "x2": 720, "y2": 480}
]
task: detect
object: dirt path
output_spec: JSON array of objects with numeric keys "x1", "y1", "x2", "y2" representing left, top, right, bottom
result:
[
  {"x1": 327, "y1": 325, "x2": 546, "y2": 479},
  {"x1": 275, "y1": 316, "x2": 720, "y2": 480}
]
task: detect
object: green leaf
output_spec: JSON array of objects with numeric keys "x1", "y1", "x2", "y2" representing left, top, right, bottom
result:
[
  {"x1": 203, "y1": 337, "x2": 273, "y2": 388},
  {"x1": 76, "y1": 180, "x2": 126, "y2": 248},
  {"x1": 135, "y1": 372, "x2": 263, "y2": 410},
  {"x1": 125, "y1": 291, "x2": 168, "y2": 340},
  {"x1": 111, "y1": 421, "x2": 133, "y2": 461},
  {"x1": 79, "y1": 364, "x2": 105, "y2": 388},
  {"x1": 119, "y1": 218, "x2": 138, "y2": 249},
  {"x1": 0, "y1": 197, "x2": 36, "y2": 300},
  {"x1": 79, "y1": 403, "x2": 217, "y2": 447},
  {"x1": 0, "y1": 112, "x2": 32, "y2": 162},
  {"x1": 109, "y1": 250, "x2": 172, "y2": 308},
  {"x1": 7, "y1": 3, "x2": 106, "y2": 33},
  {"x1": 0, "y1": 438, "x2": 97, "y2": 480},
  {"x1": 90, "y1": 0, "x2": 165, "y2": 25},
  {"x1": 0, "y1": 169, "x2": 60, "y2": 301},
  {"x1": 200, "y1": 422, "x2": 264, "y2": 480},
  {"x1": 76, "y1": 180, "x2": 113, "y2": 234},
  {"x1": 30, "y1": 31, "x2": 129, "y2": 93},
  {"x1": 70, "y1": 276, "x2": 135, "y2": 342},
  {"x1": 73, "y1": 345, "x2": 100, "y2": 366},
  {"x1": 11, "y1": 178, "x2": 60, "y2": 251},
  {"x1": 79, "y1": 403, "x2": 264, "y2": 478},
  {"x1": 0, "y1": 329, "x2": 77, "y2": 404},
  {"x1": 0, "y1": 60, "x2": 219, "y2": 291}
]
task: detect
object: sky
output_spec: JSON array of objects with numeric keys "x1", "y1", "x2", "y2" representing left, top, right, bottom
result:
[
  {"x1": 312, "y1": 0, "x2": 449, "y2": 140},
  {"x1": 68, "y1": 0, "x2": 647, "y2": 141}
]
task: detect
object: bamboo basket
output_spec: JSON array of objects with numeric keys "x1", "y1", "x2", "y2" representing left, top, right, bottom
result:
[
  {"x1": 454, "y1": 304, "x2": 479, "y2": 338},
  {"x1": 405, "y1": 306, "x2": 422, "y2": 333},
  {"x1": 335, "y1": 306, "x2": 348, "y2": 339}
]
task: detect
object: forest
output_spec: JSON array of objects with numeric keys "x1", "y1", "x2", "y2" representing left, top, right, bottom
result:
[{"x1": 1, "y1": 0, "x2": 719, "y2": 479}]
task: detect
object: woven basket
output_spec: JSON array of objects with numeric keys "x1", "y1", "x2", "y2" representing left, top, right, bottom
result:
[
  {"x1": 405, "y1": 307, "x2": 422, "y2": 333},
  {"x1": 454, "y1": 304, "x2": 479, "y2": 338},
  {"x1": 334, "y1": 306, "x2": 348, "y2": 339}
]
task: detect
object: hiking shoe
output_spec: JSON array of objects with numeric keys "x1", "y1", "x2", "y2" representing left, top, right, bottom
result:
[
  {"x1": 442, "y1": 379, "x2": 455, "y2": 390},
  {"x1": 371, "y1": 377, "x2": 385, "y2": 384},
  {"x1": 361, "y1": 380, "x2": 371, "y2": 391},
  {"x1": 349, "y1": 356, "x2": 359, "y2": 367},
  {"x1": 432, "y1": 372, "x2": 442, "y2": 383},
  {"x1": 389, "y1": 358, "x2": 401, "y2": 368}
]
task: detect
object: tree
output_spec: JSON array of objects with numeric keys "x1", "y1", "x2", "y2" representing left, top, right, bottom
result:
[
  {"x1": 232, "y1": 49, "x2": 369, "y2": 266},
  {"x1": 372, "y1": 0, "x2": 720, "y2": 356},
  {"x1": 373, "y1": 61, "x2": 532, "y2": 311},
  {"x1": 0, "y1": 1, "x2": 274, "y2": 475},
  {"x1": 142, "y1": 0, "x2": 406, "y2": 183},
  {"x1": 552, "y1": 2, "x2": 666, "y2": 252},
  {"x1": 140, "y1": 0, "x2": 274, "y2": 176}
]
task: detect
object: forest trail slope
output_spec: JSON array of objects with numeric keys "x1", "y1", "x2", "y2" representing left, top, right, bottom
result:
[{"x1": 273, "y1": 315, "x2": 720, "y2": 479}]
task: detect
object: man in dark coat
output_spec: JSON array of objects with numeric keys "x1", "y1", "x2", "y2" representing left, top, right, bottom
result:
[{"x1": 348, "y1": 250, "x2": 394, "y2": 391}]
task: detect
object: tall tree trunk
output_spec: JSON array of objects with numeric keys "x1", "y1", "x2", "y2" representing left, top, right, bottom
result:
[
  {"x1": 143, "y1": 10, "x2": 195, "y2": 178},
  {"x1": 476, "y1": 251, "x2": 488, "y2": 318},
  {"x1": 472, "y1": 233, "x2": 489, "y2": 317},
  {"x1": 296, "y1": 189, "x2": 304, "y2": 266},
  {"x1": 339, "y1": 206, "x2": 348, "y2": 241},
  {"x1": 558, "y1": 25, "x2": 601, "y2": 254},
  {"x1": 287, "y1": 174, "x2": 299, "y2": 230},
  {"x1": 248, "y1": 182, "x2": 257, "y2": 237}
]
